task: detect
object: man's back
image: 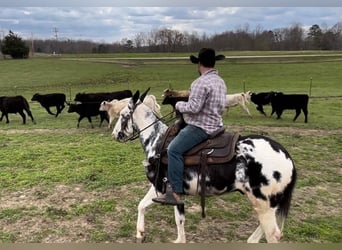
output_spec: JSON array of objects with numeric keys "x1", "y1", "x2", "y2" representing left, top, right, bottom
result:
[{"x1": 176, "y1": 68, "x2": 227, "y2": 135}]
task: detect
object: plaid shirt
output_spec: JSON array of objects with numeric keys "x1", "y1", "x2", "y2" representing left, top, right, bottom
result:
[{"x1": 175, "y1": 69, "x2": 227, "y2": 135}]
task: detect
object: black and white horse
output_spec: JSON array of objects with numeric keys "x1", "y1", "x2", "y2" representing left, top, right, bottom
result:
[{"x1": 112, "y1": 90, "x2": 296, "y2": 243}]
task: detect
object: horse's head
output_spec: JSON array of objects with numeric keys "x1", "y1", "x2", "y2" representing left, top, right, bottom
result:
[{"x1": 112, "y1": 88, "x2": 150, "y2": 142}]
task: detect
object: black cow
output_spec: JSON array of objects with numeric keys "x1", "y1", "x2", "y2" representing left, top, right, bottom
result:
[
  {"x1": 71, "y1": 90, "x2": 132, "y2": 128},
  {"x1": 0, "y1": 95, "x2": 35, "y2": 124},
  {"x1": 67, "y1": 103, "x2": 109, "y2": 128},
  {"x1": 162, "y1": 95, "x2": 189, "y2": 107},
  {"x1": 31, "y1": 93, "x2": 66, "y2": 117},
  {"x1": 74, "y1": 90, "x2": 132, "y2": 103},
  {"x1": 161, "y1": 89, "x2": 189, "y2": 118},
  {"x1": 250, "y1": 91, "x2": 280, "y2": 116},
  {"x1": 270, "y1": 93, "x2": 309, "y2": 123}
]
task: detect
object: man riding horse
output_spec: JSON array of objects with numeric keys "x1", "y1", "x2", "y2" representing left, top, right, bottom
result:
[{"x1": 152, "y1": 48, "x2": 227, "y2": 206}]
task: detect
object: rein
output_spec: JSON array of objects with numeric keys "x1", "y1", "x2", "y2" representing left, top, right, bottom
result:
[{"x1": 124, "y1": 110, "x2": 176, "y2": 142}]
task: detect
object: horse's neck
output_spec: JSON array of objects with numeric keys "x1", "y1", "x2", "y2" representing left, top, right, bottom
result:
[{"x1": 134, "y1": 107, "x2": 168, "y2": 160}]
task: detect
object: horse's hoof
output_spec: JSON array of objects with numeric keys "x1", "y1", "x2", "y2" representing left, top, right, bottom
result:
[{"x1": 136, "y1": 234, "x2": 146, "y2": 243}]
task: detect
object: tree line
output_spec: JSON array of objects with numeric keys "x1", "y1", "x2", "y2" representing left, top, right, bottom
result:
[{"x1": 1, "y1": 22, "x2": 342, "y2": 57}]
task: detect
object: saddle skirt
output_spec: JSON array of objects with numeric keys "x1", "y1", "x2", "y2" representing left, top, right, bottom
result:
[{"x1": 160, "y1": 127, "x2": 240, "y2": 166}]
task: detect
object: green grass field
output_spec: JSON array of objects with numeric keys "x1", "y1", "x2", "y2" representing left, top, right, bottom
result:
[{"x1": 0, "y1": 52, "x2": 341, "y2": 243}]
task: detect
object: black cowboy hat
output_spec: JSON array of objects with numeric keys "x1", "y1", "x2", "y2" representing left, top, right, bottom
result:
[{"x1": 190, "y1": 48, "x2": 225, "y2": 67}]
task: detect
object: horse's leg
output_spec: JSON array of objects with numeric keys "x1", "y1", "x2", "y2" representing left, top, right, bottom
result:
[
  {"x1": 136, "y1": 184, "x2": 158, "y2": 242},
  {"x1": 245, "y1": 192, "x2": 280, "y2": 243},
  {"x1": 244, "y1": 193, "x2": 265, "y2": 243},
  {"x1": 247, "y1": 225, "x2": 264, "y2": 243},
  {"x1": 256, "y1": 207, "x2": 281, "y2": 243},
  {"x1": 173, "y1": 204, "x2": 186, "y2": 243}
]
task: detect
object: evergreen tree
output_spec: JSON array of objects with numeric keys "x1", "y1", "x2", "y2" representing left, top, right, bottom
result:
[
  {"x1": 1, "y1": 30, "x2": 29, "y2": 59},
  {"x1": 308, "y1": 24, "x2": 323, "y2": 49}
]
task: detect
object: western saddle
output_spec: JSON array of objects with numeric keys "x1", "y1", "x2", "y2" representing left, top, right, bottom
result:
[
  {"x1": 160, "y1": 126, "x2": 240, "y2": 166},
  {"x1": 157, "y1": 125, "x2": 240, "y2": 217}
]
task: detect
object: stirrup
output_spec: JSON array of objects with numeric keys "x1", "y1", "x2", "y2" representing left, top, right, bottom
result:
[{"x1": 152, "y1": 184, "x2": 184, "y2": 206}]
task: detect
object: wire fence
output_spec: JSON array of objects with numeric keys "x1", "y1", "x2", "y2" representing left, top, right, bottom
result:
[{"x1": 1, "y1": 81, "x2": 342, "y2": 106}]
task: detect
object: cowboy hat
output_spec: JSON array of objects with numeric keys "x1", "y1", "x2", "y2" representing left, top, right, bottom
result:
[{"x1": 190, "y1": 48, "x2": 225, "y2": 67}]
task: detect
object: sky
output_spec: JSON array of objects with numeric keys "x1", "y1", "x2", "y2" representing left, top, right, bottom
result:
[{"x1": 0, "y1": 1, "x2": 341, "y2": 43}]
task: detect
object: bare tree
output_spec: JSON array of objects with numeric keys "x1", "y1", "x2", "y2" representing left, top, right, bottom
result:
[
  {"x1": 253, "y1": 25, "x2": 275, "y2": 50},
  {"x1": 19, "y1": 22, "x2": 342, "y2": 54},
  {"x1": 282, "y1": 23, "x2": 304, "y2": 50},
  {"x1": 134, "y1": 32, "x2": 146, "y2": 49},
  {"x1": 327, "y1": 22, "x2": 342, "y2": 49}
]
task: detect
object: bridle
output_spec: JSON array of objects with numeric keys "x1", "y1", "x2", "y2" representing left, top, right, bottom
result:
[{"x1": 118, "y1": 102, "x2": 176, "y2": 142}]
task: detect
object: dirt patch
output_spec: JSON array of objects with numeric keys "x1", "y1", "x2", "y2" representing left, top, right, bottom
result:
[
  {"x1": 0, "y1": 183, "x2": 254, "y2": 243},
  {"x1": 1, "y1": 180, "x2": 340, "y2": 243},
  {"x1": 0, "y1": 183, "x2": 144, "y2": 243}
]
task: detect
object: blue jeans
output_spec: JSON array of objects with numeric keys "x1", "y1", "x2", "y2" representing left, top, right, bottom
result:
[{"x1": 167, "y1": 124, "x2": 208, "y2": 194}]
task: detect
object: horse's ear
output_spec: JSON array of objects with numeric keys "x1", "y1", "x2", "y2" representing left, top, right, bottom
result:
[
  {"x1": 139, "y1": 87, "x2": 150, "y2": 102},
  {"x1": 132, "y1": 90, "x2": 140, "y2": 105}
]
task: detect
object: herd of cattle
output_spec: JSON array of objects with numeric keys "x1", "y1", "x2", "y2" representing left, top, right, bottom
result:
[
  {"x1": 162, "y1": 89, "x2": 309, "y2": 123},
  {"x1": 0, "y1": 88, "x2": 309, "y2": 126}
]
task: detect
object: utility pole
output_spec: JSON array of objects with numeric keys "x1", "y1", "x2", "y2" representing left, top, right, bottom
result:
[
  {"x1": 53, "y1": 27, "x2": 59, "y2": 54},
  {"x1": 30, "y1": 32, "x2": 34, "y2": 57},
  {"x1": 53, "y1": 27, "x2": 59, "y2": 40}
]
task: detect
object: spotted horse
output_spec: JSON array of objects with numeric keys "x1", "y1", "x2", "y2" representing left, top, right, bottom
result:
[{"x1": 112, "y1": 89, "x2": 297, "y2": 243}]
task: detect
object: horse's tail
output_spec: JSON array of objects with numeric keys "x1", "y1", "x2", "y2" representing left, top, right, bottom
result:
[{"x1": 277, "y1": 166, "x2": 297, "y2": 230}]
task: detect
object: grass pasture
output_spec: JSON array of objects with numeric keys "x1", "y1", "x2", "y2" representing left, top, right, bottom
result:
[{"x1": 0, "y1": 51, "x2": 341, "y2": 243}]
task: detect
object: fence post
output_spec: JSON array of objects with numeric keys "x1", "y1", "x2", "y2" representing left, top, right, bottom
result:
[
  {"x1": 68, "y1": 84, "x2": 72, "y2": 102},
  {"x1": 243, "y1": 80, "x2": 246, "y2": 92},
  {"x1": 309, "y1": 77, "x2": 312, "y2": 97}
]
